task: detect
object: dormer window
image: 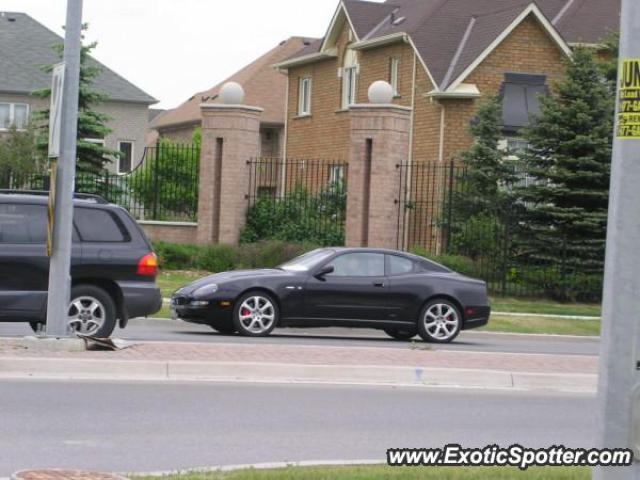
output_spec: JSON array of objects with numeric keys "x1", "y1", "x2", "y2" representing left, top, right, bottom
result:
[{"x1": 342, "y1": 48, "x2": 358, "y2": 109}]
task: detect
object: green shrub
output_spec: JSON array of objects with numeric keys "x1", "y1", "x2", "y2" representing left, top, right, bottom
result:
[
  {"x1": 152, "y1": 240, "x2": 318, "y2": 273},
  {"x1": 235, "y1": 240, "x2": 318, "y2": 269},
  {"x1": 153, "y1": 241, "x2": 201, "y2": 270},
  {"x1": 410, "y1": 247, "x2": 478, "y2": 277},
  {"x1": 241, "y1": 183, "x2": 346, "y2": 246},
  {"x1": 513, "y1": 266, "x2": 603, "y2": 302}
]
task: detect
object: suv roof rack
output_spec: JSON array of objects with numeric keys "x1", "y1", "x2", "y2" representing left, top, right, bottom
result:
[{"x1": 0, "y1": 189, "x2": 109, "y2": 204}]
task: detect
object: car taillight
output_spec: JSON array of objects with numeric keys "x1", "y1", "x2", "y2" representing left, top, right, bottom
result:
[{"x1": 138, "y1": 252, "x2": 158, "y2": 277}]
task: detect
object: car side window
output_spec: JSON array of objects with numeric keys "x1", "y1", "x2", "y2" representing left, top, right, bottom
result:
[
  {"x1": 387, "y1": 255, "x2": 414, "y2": 276},
  {"x1": 326, "y1": 253, "x2": 385, "y2": 277},
  {"x1": 0, "y1": 203, "x2": 47, "y2": 244},
  {"x1": 74, "y1": 208, "x2": 130, "y2": 242}
]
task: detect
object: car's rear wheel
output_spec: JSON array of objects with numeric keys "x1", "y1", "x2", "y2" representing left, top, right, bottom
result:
[
  {"x1": 418, "y1": 299, "x2": 462, "y2": 344},
  {"x1": 28, "y1": 285, "x2": 117, "y2": 337},
  {"x1": 67, "y1": 285, "x2": 117, "y2": 338},
  {"x1": 233, "y1": 291, "x2": 278, "y2": 337},
  {"x1": 384, "y1": 328, "x2": 418, "y2": 341}
]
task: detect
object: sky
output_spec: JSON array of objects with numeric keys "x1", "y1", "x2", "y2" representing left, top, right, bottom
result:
[{"x1": 0, "y1": 0, "x2": 365, "y2": 109}]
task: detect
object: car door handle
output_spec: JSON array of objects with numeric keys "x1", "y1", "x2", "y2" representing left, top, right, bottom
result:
[{"x1": 373, "y1": 282, "x2": 385, "y2": 288}]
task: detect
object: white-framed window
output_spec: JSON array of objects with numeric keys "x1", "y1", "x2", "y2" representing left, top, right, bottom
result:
[
  {"x1": 390, "y1": 57, "x2": 400, "y2": 96},
  {"x1": 342, "y1": 48, "x2": 358, "y2": 109},
  {"x1": 343, "y1": 67, "x2": 357, "y2": 108},
  {"x1": 298, "y1": 77, "x2": 312, "y2": 116},
  {"x1": 117, "y1": 140, "x2": 134, "y2": 174},
  {"x1": 0, "y1": 102, "x2": 29, "y2": 130}
]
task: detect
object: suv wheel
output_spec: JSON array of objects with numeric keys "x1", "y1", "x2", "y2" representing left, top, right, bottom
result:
[
  {"x1": 68, "y1": 285, "x2": 117, "y2": 338},
  {"x1": 233, "y1": 291, "x2": 278, "y2": 337}
]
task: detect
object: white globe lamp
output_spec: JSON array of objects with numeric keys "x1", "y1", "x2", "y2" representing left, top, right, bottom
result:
[
  {"x1": 219, "y1": 82, "x2": 245, "y2": 105},
  {"x1": 368, "y1": 80, "x2": 394, "y2": 104}
]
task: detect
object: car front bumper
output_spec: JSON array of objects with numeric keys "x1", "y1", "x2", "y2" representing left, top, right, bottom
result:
[{"x1": 170, "y1": 295, "x2": 234, "y2": 325}]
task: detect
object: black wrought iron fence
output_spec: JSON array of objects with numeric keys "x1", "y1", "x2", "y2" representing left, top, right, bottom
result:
[
  {"x1": 397, "y1": 160, "x2": 604, "y2": 301},
  {"x1": 3, "y1": 142, "x2": 200, "y2": 222},
  {"x1": 243, "y1": 157, "x2": 348, "y2": 246}
]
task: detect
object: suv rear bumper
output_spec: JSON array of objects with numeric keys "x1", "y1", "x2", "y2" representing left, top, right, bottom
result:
[{"x1": 118, "y1": 281, "x2": 163, "y2": 321}]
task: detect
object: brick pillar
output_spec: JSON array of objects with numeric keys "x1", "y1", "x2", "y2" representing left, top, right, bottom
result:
[
  {"x1": 346, "y1": 104, "x2": 412, "y2": 249},
  {"x1": 196, "y1": 104, "x2": 263, "y2": 245}
]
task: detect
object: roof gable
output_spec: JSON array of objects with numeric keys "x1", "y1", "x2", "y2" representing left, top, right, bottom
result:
[
  {"x1": 153, "y1": 37, "x2": 313, "y2": 130},
  {"x1": 0, "y1": 12, "x2": 156, "y2": 104},
  {"x1": 446, "y1": 3, "x2": 572, "y2": 91},
  {"x1": 282, "y1": 0, "x2": 618, "y2": 91},
  {"x1": 320, "y1": 1, "x2": 361, "y2": 53}
]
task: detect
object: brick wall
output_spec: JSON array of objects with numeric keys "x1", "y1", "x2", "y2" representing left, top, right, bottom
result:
[{"x1": 140, "y1": 222, "x2": 198, "y2": 244}]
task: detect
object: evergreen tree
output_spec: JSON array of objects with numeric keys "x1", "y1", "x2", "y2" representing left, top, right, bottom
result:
[
  {"x1": 0, "y1": 124, "x2": 43, "y2": 187},
  {"x1": 456, "y1": 97, "x2": 517, "y2": 216},
  {"x1": 519, "y1": 48, "x2": 613, "y2": 276},
  {"x1": 449, "y1": 97, "x2": 516, "y2": 259},
  {"x1": 34, "y1": 24, "x2": 120, "y2": 175},
  {"x1": 599, "y1": 31, "x2": 619, "y2": 95}
]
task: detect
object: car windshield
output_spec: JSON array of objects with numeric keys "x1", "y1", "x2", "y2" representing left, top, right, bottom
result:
[{"x1": 278, "y1": 249, "x2": 335, "y2": 272}]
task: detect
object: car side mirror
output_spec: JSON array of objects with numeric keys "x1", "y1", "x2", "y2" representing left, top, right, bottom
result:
[{"x1": 314, "y1": 265, "x2": 334, "y2": 280}]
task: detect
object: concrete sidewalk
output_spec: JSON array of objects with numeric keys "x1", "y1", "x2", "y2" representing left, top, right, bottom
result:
[{"x1": 0, "y1": 338, "x2": 598, "y2": 393}]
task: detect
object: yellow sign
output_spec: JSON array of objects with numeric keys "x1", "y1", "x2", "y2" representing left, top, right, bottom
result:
[
  {"x1": 47, "y1": 161, "x2": 57, "y2": 257},
  {"x1": 618, "y1": 59, "x2": 640, "y2": 139}
]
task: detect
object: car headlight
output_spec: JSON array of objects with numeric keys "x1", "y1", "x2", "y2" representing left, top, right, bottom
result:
[
  {"x1": 189, "y1": 300, "x2": 210, "y2": 307},
  {"x1": 193, "y1": 284, "x2": 219, "y2": 297}
]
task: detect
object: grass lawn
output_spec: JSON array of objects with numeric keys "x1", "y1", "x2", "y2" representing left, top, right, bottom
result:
[
  {"x1": 152, "y1": 270, "x2": 601, "y2": 336},
  {"x1": 480, "y1": 315, "x2": 600, "y2": 336},
  {"x1": 490, "y1": 297, "x2": 600, "y2": 317},
  {"x1": 135, "y1": 465, "x2": 590, "y2": 480},
  {"x1": 157, "y1": 270, "x2": 211, "y2": 298}
]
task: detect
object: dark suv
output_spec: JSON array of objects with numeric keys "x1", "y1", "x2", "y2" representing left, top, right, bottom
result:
[{"x1": 0, "y1": 191, "x2": 162, "y2": 337}]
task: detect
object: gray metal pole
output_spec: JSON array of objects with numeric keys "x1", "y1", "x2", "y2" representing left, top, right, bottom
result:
[
  {"x1": 595, "y1": 0, "x2": 640, "y2": 478},
  {"x1": 45, "y1": 0, "x2": 83, "y2": 338}
]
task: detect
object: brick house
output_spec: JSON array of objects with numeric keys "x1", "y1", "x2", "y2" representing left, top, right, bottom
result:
[
  {"x1": 276, "y1": 0, "x2": 620, "y2": 163},
  {"x1": 151, "y1": 37, "x2": 315, "y2": 157},
  {"x1": 0, "y1": 12, "x2": 157, "y2": 174}
]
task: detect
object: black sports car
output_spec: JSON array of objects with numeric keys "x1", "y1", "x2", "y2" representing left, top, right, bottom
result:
[{"x1": 170, "y1": 248, "x2": 490, "y2": 343}]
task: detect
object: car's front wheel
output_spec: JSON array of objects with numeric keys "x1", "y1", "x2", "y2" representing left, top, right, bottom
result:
[
  {"x1": 384, "y1": 328, "x2": 418, "y2": 341},
  {"x1": 233, "y1": 291, "x2": 279, "y2": 337},
  {"x1": 417, "y1": 299, "x2": 462, "y2": 344}
]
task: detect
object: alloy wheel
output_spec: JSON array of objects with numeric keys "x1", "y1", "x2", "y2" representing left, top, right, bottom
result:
[
  {"x1": 238, "y1": 295, "x2": 276, "y2": 334},
  {"x1": 423, "y1": 303, "x2": 460, "y2": 341},
  {"x1": 68, "y1": 296, "x2": 106, "y2": 336}
]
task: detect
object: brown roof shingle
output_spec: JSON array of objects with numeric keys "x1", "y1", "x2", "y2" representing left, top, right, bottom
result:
[
  {"x1": 284, "y1": 0, "x2": 620, "y2": 90},
  {"x1": 153, "y1": 37, "x2": 315, "y2": 130}
]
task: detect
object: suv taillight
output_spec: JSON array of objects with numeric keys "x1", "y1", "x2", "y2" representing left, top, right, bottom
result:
[{"x1": 138, "y1": 252, "x2": 158, "y2": 277}]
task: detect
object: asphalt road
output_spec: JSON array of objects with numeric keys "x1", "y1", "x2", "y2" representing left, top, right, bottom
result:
[
  {"x1": 0, "y1": 379, "x2": 595, "y2": 475},
  {"x1": 0, "y1": 318, "x2": 599, "y2": 356}
]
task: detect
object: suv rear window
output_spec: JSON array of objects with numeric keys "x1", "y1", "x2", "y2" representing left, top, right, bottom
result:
[
  {"x1": 0, "y1": 203, "x2": 47, "y2": 244},
  {"x1": 74, "y1": 208, "x2": 129, "y2": 242}
]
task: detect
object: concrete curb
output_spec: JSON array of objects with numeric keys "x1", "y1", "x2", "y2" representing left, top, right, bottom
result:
[
  {"x1": 0, "y1": 357, "x2": 597, "y2": 393},
  {"x1": 132, "y1": 459, "x2": 385, "y2": 477}
]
